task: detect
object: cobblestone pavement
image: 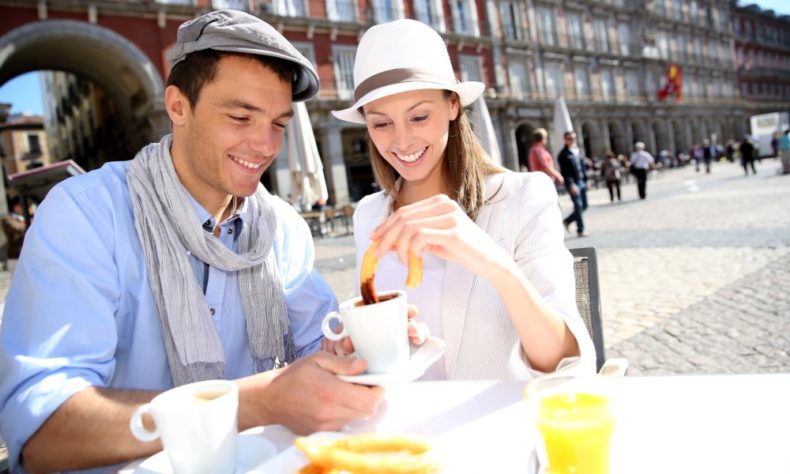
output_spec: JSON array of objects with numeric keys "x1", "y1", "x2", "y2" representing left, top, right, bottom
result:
[
  {"x1": 0, "y1": 159, "x2": 787, "y2": 375},
  {"x1": 314, "y1": 158, "x2": 790, "y2": 376}
]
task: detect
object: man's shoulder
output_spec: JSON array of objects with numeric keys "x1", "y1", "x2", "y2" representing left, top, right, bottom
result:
[{"x1": 55, "y1": 161, "x2": 131, "y2": 199}]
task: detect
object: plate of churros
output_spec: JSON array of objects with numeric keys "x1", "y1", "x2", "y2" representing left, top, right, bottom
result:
[{"x1": 252, "y1": 431, "x2": 443, "y2": 473}]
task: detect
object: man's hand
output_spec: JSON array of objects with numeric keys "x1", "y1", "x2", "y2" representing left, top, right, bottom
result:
[
  {"x1": 237, "y1": 352, "x2": 384, "y2": 435},
  {"x1": 569, "y1": 183, "x2": 578, "y2": 197}
]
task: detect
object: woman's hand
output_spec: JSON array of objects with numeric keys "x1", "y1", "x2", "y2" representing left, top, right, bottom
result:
[
  {"x1": 320, "y1": 305, "x2": 429, "y2": 356},
  {"x1": 370, "y1": 194, "x2": 510, "y2": 280}
]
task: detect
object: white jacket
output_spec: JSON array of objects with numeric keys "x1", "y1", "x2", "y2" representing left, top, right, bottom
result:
[{"x1": 353, "y1": 171, "x2": 596, "y2": 380}]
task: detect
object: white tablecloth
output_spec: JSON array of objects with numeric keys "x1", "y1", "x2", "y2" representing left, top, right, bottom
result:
[{"x1": 125, "y1": 374, "x2": 790, "y2": 473}]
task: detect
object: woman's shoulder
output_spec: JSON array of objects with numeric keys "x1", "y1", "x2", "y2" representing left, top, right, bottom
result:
[{"x1": 489, "y1": 170, "x2": 556, "y2": 196}]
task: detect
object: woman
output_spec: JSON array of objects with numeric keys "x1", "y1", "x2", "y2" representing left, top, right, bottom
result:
[
  {"x1": 602, "y1": 152, "x2": 622, "y2": 202},
  {"x1": 329, "y1": 19, "x2": 595, "y2": 380}
]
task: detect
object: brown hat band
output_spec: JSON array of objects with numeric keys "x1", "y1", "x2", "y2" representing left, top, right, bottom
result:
[{"x1": 354, "y1": 68, "x2": 457, "y2": 102}]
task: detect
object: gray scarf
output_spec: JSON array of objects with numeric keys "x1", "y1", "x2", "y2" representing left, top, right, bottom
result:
[{"x1": 127, "y1": 134, "x2": 294, "y2": 386}]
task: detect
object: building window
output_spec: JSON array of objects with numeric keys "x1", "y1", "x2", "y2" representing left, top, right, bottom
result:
[
  {"x1": 624, "y1": 69, "x2": 639, "y2": 98},
  {"x1": 593, "y1": 18, "x2": 609, "y2": 52},
  {"x1": 657, "y1": 31, "x2": 670, "y2": 59},
  {"x1": 27, "y1": 134, "x2": 42, "y2": 155},
  {"x1": 654, "y1": 0, "x2": 665, "y2": 16},
  {"x1": 273, "y1": 0, "x2": 306, "y2": 17},
  {"x1": 414, "y1": 0, "x2": 445, "y2": 32},
  {"x1": 694, "y1": 38, "x2": 704, "y2": 63},
  {"x1": 459, "y1": 55, "x2": 482, "y2": 83},
  {"x1": 372, "y1": 0, "x2": 403, "y2": 22},
  {"x1": 689, "y1": 0, "x2": 698, "y2": 24},
  {"x1": 327, "y1": 0, "x2": 356, "y2": 22},
  {"x1": 508, "y1": 60, "x2": 529, "y2": 99},
  {"x1": 672, "y1": 0, "x2": 682, "y2": 21},
  {"x1": 211, "y1": 0, "x2": 247, "y2": 10},
  {"x1": 543, "y1": 62, "x2": 564, "y2": 98},
  {"x1": 618, "y1": 23, "x2": 630, "y2": 56},
  {"x1": 600, "y1": 68, "x2": 615, "y2": 101},
  {"x1": 332, "y1": 47, "x2": 356, "y2": 99},
  {"x1": 500, "y1": 1, "x2": 523, "y2": 41},
  {"x1": 567, "y1": 13, "x2": 585, "y2": 50},
  {"x1": 293, "y1": 43, "x2": 316, "y2": 67},
  {"x1": 538, "y1": 7, "x2": 556, "y2": 46},
  {"x1": 574, "y1": 64, "x2": 590, "y2": 99},
  {"x1": 451, "y1": 0, "x2": 478, "y2": 36}
]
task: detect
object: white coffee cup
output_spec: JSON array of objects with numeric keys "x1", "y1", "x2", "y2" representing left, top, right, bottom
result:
[
  {"x1": 322, "y1": 290, "x2": 409, "y2": 374},
  {"x1": 129, "y1": 379, "x2": 239, "y2": 474}
]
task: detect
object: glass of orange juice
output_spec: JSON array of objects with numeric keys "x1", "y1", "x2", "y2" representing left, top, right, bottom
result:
[{"x1": 525, "y1": 375, "x2": 615, "y2": 474}]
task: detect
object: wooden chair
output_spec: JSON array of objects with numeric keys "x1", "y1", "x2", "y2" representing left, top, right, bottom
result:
[{"x1": 569, "y1": 247, "x2": 627, "y2": 376}]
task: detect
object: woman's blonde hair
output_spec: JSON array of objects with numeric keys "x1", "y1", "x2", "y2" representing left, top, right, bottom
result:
[{"x1": 366, "y1": 91, "x2": 504, "y2": 221}]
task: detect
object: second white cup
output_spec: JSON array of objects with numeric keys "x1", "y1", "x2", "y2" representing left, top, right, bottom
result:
[
  {"x1": 322, "y1": 290, "x2": 409, "y2": 373},
  {"x1": 129, "y1": 379, "x2": 239, "y2": 474}
]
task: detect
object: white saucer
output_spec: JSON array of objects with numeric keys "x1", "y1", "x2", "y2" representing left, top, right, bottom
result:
[
  {"x1": 338, "y1": 336, "x2": 446, "y2": 386},
  {"x1": 130, "y1": 434, "x2": 276, "y2": 474}
]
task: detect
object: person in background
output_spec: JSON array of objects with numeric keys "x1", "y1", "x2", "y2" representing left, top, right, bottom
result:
[
  {"x1": 0, "y1": 10, "x2": 384, "y2": 473},
  {"x1": 528, "y1": 128, "x2": 564, "y2": 185},
  {"x1": 739, "y1": 137, "x2": 757, "y2": 176},
  {"x1": 601, "y1": 152, "x2": 622, "y2": 203},
  {"x1": 702, "y1": 139, "x2": 713, "y2": 174},
  {"x1": 1, "y1": 197, "x2": 27, "y2": 274},
  {"x1": 629, "y1": 141, "x2": 655, "y2": 200},
  {"x1": 778, "y1": 128, "x2": 790, "y2": 175},
  {"x1": 558, "y1": 131, "x2": 590, "y2": 237},
  {"x1": 327, "y1": 19, "x2": 595, "y2": 381}
]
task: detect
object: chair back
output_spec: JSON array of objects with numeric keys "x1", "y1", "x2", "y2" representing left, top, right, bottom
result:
[{"x1": 569, "y1": 247, "x2": 606, "y2": 372}]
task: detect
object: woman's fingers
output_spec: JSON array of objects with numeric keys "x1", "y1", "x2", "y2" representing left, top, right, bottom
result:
[{"x1": 407, "y1": 320, "x2": 430, "y2": 345}]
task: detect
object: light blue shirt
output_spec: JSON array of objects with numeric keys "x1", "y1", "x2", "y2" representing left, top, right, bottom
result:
[{"x1": 0, "y1": 161, "x2": 337, "y2": 472}]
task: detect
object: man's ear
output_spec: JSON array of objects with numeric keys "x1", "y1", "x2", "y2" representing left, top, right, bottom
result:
[{"x1": 165, "y1": 85, "x2": 190, "y2": 126}]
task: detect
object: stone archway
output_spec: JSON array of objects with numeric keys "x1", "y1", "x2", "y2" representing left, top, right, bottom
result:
[
  {"x1": 673, "y1": 119, "x2": 689, "y2": 152},
  {"x1": 653, "y1": 120, "x2": 671, "y2": 154},
  {"x1": 690, "y1": 119, "x2": 704, "y2": 146},
  {"x1": 0, "y1": 20, "x2": 168, "y2": 161},
  {"x1": 631, "y1": 120, "x2": 647, "y2": 151},
  {"x1": 515, "y1": 122, "x2": 540, "y2": 170},
  {"x1": 608, "y1": 120, "x2": 626, "y2": 156},
  {"x1": 581, "y1": 121, "x2": 604, "y2": 160}
]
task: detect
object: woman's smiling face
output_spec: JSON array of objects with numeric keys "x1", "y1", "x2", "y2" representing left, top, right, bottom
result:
[{"x1": 363, "y1": 89, "x2": 459, "y2": 187}]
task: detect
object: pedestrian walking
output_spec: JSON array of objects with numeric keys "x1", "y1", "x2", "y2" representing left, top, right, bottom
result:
[
  {"x1": 602, "y1": 152, "x2": 622, "y2": 202},
  {"x1": 1, "y1": 197, "x2": 28, "y2": 274},
  {"x1": 629, "y1": 141, "x2": 655, "y2": 199},
  {"x1": 779, "y1": 128, "x2": 790, "y2": 175},
  {"x1": 740, "y1": 137, "x2": 757, "y2": 176},
  {"x1": 558, "y1": 131, "x2": 590, "y2": 237},
  {"x1": 702, "y1": 139, "x2": 713, "y2": 174},
  {"x1": 528, "y1": 128, "x2": 565, "y2": 185}
]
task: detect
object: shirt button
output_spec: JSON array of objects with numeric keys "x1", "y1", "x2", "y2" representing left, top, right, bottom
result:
[
  {"x1": 209, "y1": 308, "x2": 216, "y2": 316},
  {"x1": 228, "y1": 228, "x2": 233, "y2": 234}
]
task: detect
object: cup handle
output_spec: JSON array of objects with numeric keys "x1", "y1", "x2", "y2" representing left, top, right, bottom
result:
[
  {"x1": 129, "y1": 403, "x2": 160, "y2": 443},
  {"x1": 322, "y1": 311, "x2": 347, "y2": 341}
]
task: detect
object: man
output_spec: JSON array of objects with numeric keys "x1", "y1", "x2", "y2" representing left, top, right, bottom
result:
[
  {"x1": 629, "y1": 141, "x2": 655, "y2": 199},
  {"x1": 528, "y1": 128, "x2": 564, "y2": 185},
  {"x1": 557, "y1": 131, "x2": 589, "y2": 237},
  {"x1": 702, "y1": 139, "x2": 713, "y2": 174},
  {"x1": 739, "y1": 136, "x2": 757, "y2": 176},
  {"x1": 778, "y1": 128, "x2": 790, "y2": 175},
  {"x1": 0, "y1": 10, "x2": 384, "y2": 472}
]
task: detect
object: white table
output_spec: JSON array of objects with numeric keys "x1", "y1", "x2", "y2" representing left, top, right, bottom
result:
[{"x1": 126, "y1": 374, "x2": 790, "y2": 473}]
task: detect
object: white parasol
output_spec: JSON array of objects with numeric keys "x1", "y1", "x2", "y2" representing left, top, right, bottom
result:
[
  {"x1": 287, "y1": 102, "x2": 328, "y2": 209},
  {"x1": 468, "y1": 97, "x2": 502, "y2": 165}
]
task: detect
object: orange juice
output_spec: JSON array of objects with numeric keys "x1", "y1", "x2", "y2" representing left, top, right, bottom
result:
[{"x1": 536, "y1": 392, "x2": 614, "y2": 474}]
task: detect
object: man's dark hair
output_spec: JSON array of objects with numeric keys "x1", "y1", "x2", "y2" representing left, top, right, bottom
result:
[
  {"x1": 564, "y1": 131, "x2": 575, "y2": 139},
  {"x1": 166, "y1": 49, "x2": 297, "y2": 107}
]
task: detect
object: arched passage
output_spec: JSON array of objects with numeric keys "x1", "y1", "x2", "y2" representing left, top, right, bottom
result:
[
  {"x1": 653, "y1": 120, "x2": 671, "y2": 153},
  {"x1": 515, "y1": 122, "x2": 540, "y2": 170},
  {"x1": 673, "y1": 119, "x2": 688, "y2": 152},
  {"x1": 608, "y1": 121, "x2": 626, "y2": 155},
  {"x1": 0, "y1": 20, "x2": 168, "y2": 164},
  {"x1": 581, "y1": 121, "x2": 603, "y2": 160}
]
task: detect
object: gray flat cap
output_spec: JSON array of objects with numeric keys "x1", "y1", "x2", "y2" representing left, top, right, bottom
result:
[{"x1": 167, "y1": 9, "x2": 319, "y2": 102}]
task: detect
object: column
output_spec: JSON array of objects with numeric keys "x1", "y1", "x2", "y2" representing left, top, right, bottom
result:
[
  {"x1": 500, "y1": 115, "x2": 519, "y2": 171},
  {"x1": 320, "y1": 125, "x2": 350, "y2": 205}
]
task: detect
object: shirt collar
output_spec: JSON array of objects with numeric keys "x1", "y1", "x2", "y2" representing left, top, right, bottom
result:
[{"x1": 186, "y1": 194, "x2": 246, "y2": 236}]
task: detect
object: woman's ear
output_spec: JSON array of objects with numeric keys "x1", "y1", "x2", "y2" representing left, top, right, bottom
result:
[
  {"x1": 165, "y1": 85, "x2": 190, "y2": 126},
  {"x1": 449, "y1": 93, "x2": 460, "y2": 121}
]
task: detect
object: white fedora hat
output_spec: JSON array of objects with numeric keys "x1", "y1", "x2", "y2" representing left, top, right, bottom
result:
[{"x1": 331, "y1": 19, "x2": 485, "y2": 124}]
